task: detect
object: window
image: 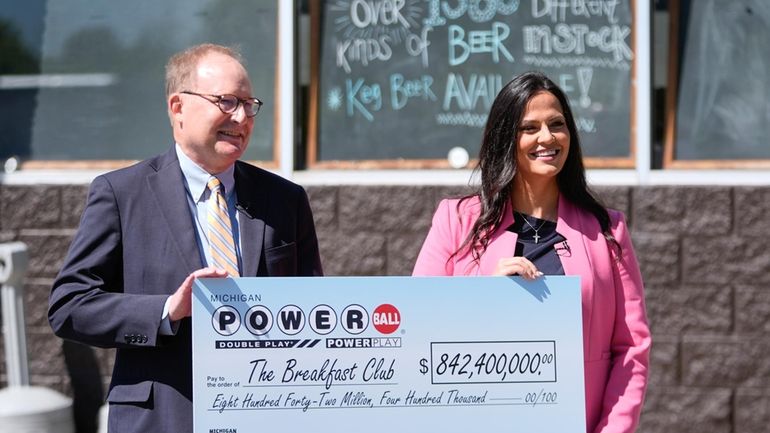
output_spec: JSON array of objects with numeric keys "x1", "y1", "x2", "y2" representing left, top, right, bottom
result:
[
  {"x1": 0, "y1": 0, "x2": 278, "y2": 168},
  {"x1": 306, "y1": 0, "x2": 636, "y2": 169},
  {"x1": 3, "y1": 1, "x2": 768, "y2": 175},
  {"x1": 663, "y1": 0, "x2": 770, "y2": 168}
]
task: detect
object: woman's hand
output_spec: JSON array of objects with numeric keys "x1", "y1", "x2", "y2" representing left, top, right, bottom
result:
[{"x1": 493, "y1": 257, "x2": 544, "y2": 279}]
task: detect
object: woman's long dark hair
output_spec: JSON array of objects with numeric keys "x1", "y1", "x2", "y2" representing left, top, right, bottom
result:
[{"x1": 454, "y1": 71, "x2": 620, "y2": 262}]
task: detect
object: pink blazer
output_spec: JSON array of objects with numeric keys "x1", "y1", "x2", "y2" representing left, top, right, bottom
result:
[{"x1": 413, "y1": 195, "x2": 650, "y2": 433}]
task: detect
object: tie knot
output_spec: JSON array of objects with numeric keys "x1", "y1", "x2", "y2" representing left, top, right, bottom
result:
[{"x1": 207, "y1": 177, "x2": 223, "y2": 193}]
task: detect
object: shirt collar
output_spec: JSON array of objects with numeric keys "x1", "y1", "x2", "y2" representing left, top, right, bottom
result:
[{"x1": 175, "y1": 144, "x2": 236, "y2": 203}]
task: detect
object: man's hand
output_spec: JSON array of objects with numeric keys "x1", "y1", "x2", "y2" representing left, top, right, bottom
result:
[{"x1": 168, "y1": 267, "x2": 228, "y2": 321}]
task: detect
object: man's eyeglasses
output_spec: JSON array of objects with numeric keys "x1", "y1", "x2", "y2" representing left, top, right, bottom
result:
[{"x1": 180, "y1": 91, "x2": 263, "y2": 118}]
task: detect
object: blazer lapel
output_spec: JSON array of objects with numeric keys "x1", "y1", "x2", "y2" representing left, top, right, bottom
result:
[
  {"x1": 555, "y1": 194, "x2": 595, "y2": 329},
  {"x1": 234, "y1": 162, "x2": 265, "y2": 277},
  {"x1": 479, "y1": 200, "x2": 519, "y2": 275},
  {"x1": 146, "y1": 148, "x2": 202, "y2": 275}
]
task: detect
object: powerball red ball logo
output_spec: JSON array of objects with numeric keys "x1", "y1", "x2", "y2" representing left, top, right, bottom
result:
[{"x1": 372, "y1": 304, "x2": 401, "y2": 334}]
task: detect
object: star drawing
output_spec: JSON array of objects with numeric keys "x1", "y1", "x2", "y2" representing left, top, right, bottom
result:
[{"x1": 327, "y1": 87, "x2": 343, "y2": 111}]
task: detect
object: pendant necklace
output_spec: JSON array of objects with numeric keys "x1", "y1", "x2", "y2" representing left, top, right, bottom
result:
[{"x1": 516, "y1": 211, "x2": 548, "y2": 244}]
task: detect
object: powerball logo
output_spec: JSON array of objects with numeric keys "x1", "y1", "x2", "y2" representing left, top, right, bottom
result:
[{"x1": 211, "y1": 303, "x2": 402, "y2": 349}]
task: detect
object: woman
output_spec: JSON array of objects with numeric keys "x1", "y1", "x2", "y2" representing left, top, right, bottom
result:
[{"x1": 413, "y1": 71, "x2": 650, "y2": 433}]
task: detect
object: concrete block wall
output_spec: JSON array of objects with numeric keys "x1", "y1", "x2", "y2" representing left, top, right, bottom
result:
[{"x1": 1, "y1": 183, "x2": 770, "y2": 432}]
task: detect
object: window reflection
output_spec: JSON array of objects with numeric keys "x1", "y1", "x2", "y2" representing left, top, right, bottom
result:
[{"x1": 0, "y1": 0, "x2": 276, "y2": 164}]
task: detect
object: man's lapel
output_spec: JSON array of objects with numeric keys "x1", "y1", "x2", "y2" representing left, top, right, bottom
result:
[
  {"x1": 234, "y1": 162, "x2": 266, "y2": 277},
  {"x1": 146, "y1": 147, "x2": 203, "y2": 275}
]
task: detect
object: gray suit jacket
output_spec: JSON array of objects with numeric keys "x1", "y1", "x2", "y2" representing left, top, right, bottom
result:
[{"x1": 49, "y1": 147, "x2": 323, "y2": 433}]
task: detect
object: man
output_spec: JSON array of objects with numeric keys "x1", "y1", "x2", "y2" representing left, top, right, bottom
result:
[{"x1": 49, "y1": 44, "x2": 323, "y2": 433}]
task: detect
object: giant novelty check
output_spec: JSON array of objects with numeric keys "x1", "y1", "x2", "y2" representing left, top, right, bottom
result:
[{"x1": 192, "y1": 276, "x2": 585, "y2": 433}]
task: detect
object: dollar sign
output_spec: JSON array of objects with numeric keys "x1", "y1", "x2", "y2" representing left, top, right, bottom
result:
[{"x1": 419, "y1": 358, "x2": 428, "y2": 375}]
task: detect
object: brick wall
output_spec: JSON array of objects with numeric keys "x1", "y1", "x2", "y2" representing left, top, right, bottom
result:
[{"x1": 1, "y1": 183, "x2": 769, "y2": 432}]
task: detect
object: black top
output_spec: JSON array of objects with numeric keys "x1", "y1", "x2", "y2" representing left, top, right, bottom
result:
[{"x1": 507, "y1": 212, "x2": 567, "y2": 276}]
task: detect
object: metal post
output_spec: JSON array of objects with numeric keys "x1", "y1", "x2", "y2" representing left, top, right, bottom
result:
[
  {"x1": 278, "y1": 0, "x2": 295, "y2": 179},
  {"x1": 0, "y1": 241, "x2": 74, "y2": 432},
  {"x1": 635, "y1": 0, "x2": 652, "y2": 184},
  {"x1": 0, "y1": 242, "x2": 30, "y2": 387}
]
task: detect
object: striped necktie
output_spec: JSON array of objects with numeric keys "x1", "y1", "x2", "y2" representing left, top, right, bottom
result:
[{"x1": 206, "y1": 177, "x2": 239, "y2": 276}]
